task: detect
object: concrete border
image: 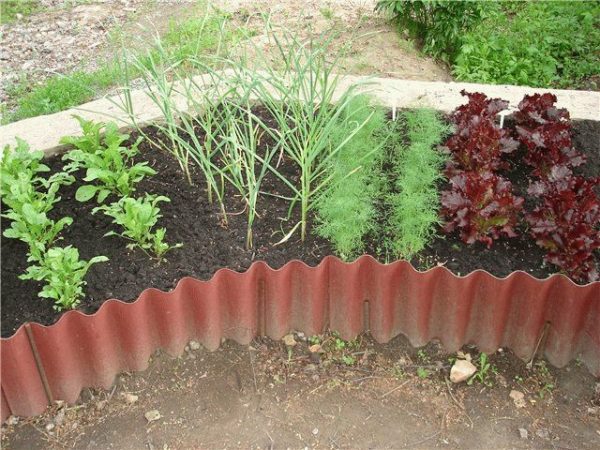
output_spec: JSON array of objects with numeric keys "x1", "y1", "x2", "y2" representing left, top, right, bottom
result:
[{"x1": 1, "y1": 73, "x2": 598, "y2": 155}]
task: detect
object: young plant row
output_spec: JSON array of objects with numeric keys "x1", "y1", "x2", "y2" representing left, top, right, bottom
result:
[
  {"x1": 1, "y1": 141, "x2": 107, "y2": 310},
  {"x1": 441, "y1": 91, "x2": 599, "y2": 283},
  {"x1": 61, "y1": 117, "x2": 181, "y2": 259},
  {"x1": 1, "y1": 120, "x2": 181, "y2": 310},
  {"x1": 117, "y1": 27, "x2": 451, "y2": 259},
  {"x1": 118, "y1": 28, "x2": 381, "y2": 249}
]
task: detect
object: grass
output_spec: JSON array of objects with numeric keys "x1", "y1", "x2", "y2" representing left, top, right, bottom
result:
[
  {"x1": 3, "y1": 3, "x2": 238, "y2": 123},
  {"x1": 386, "y1": 109, "x2": 450, "y2": 259},
  {"x1": 315, "y1": 95, "x2": 388, "y2": 259},
  {"x1": 1, "y1": 0, "x2": 42, "y2": 24},
  {"x1": 6, "y1": 66, "x2": 120, "y2": 122}
]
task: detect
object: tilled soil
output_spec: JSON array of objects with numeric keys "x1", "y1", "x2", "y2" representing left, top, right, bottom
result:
[{"x1": 1, "y1": 119, "x2": 599, "y2": 336}]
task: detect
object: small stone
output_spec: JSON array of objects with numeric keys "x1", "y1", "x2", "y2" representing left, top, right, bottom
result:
[
  {"x1": 536, "y1": 428, "x2": 550, "y2": 440},
  {"x1": 450, "y1": 359, "x2": 477, "y2": 383},
  {"x1": 456, "y1": 351, "x2": 472, "y2": 362},
  {"x1": 296, "y1": 332, "x2": 306, "y2": 341},
  {"x1": 95, "y1": 400, "x2": 107, "y2": 411},
  {"x1": 588, "y1": 407, "x2": 598, "y2": 415},
  {"x1": 312, "y1": 428, "x2": 319, "y2": 435},
  {"x1": 305, "y1": 364, "x2": 317, "y2": 372},
  {"x1": 145, "y1": 410, "x2": 161, "y2": 423},
  {"x1": 510, "y1": 390, "x2": 526, "y2": 408},
  {"x1": 184, "y1": 345, "x2": 190, "y2": 352},
  {"x1": 123, "y1": 393, "x2": 138, "y2": 404},
  {"x1": 308, "y1": 344, "x2": 322, "y2": 353},
  {"x1": 45, "y1": 423, "x2": 55, "y2": 432},
  {"x1": 189, "y1": 340, "x2": 201, "y2": 351},
  {"x1": 496, "y1": 374, "x2": 508, "y2": 388},
  {"x1": 283, "y1": 334, "x2": 297, "y2": 347},
  {"x1": 53, "y1": 408, "x2": 65, "y2": 426},
  {"x1": 518, "y1": 428, "x2": 528, "y2": 439},
  {"x1": 6, "y1": 416, "x2": 19, "y2": 426}
]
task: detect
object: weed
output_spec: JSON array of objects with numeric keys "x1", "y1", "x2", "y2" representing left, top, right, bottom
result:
[
  {"x1": 391, "y1": 365, "x2": 405, "y2": 380},
  {"x1": 416, "y1": 349, "x2": 430, "y2": 363},
  {"x1": 309, "y1": 335, "x2": 322, "y2": 346},
  {"x1": 417, "y1": 367, "x2": 430, "y2": 379},
  {"x1": 341, "y1": 355, "x2": 357, "y2": 366},
  {"x1": 320, "y1": 7, "x2": 334, "y2": 20},
  {"x1": 376, "y1": 0, "x2": 487, "y2": 63},
  {"x1": 467, "y1": 353, "x2": 497, "y2": 387}
]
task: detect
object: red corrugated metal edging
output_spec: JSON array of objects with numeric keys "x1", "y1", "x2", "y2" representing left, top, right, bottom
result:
[{"x1": 1, "y1": 255, "x2": 599, "y2": 421}]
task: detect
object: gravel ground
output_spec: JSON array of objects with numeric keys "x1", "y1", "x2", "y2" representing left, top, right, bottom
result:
[
  {"x1": 0, "y1": 0, "x2": 146, "y2": 103},
  {"x1": 0, "y1": 0, "x2": 450, "y2": 111}
]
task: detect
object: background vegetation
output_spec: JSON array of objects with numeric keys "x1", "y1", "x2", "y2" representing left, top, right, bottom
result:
[{"x1": 377, "y1": 0, "x2": 600, "y2": 89}]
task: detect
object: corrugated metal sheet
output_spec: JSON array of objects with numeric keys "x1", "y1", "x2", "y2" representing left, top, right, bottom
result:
[{"x1": 1, "y1": 255, "x2": 599, "y2": 421}]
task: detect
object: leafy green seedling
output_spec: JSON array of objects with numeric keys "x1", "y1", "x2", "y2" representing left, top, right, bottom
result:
[
  {"x1": 94, "y1": 194, "x2": 181, "y2": 259},
  {"x1": 1, "y1": 138, "x2": 49, "y2": 198},
  {"x1": 2, "y1": 170, "x2": 74, "y2": 261},
  {"x1": 61, "y1": 117, "x2": 155, "y2": 203},
  {"x1": 467, "y1": 353, "x2": 497, "y2": 386},
  {"x1": 342, "y1": 355, "x2": 357, "y2": 366},
  {"x1": 20, "y1": 246, "x2": 108, "y2": 311},
  {"x1": 417, "y1": 367, "x2": 430, "y2": 379}
]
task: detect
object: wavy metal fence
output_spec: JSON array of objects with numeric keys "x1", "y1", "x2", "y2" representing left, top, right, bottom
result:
[{"x1": 2, "y1": 255, "x2": 599, "y2": 421}]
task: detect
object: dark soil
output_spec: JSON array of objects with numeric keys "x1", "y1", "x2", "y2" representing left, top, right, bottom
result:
[{"x1": 1, "y1": 119, "x2": 599, "y2": 337}]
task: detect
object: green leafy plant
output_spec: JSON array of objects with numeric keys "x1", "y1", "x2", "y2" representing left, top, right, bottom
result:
[
  {"x1": 1, "y1": 140, "x2": 107, "y2": 310},
  {"x1": 61, "y1": 117, "x2": 155, "y2": 203},
  {"x1": 455, "y1": 1, "x2": 600, "y2": 88},
  {"x1": 20, "y1": 246, "x2": 108, "y2": 311},
  {"x1": 1, "y1": 0, "x2": 43, "y2": 24},
  {"x1": 467, "y1": 353, "x2": 497, "y2": 387},
  {"x1": 94, "y1": 194, "x2": 181, "y2": 259},
  {"x1": 315, "y1": 95, "x2": 388, "y2": 259},
  {"x1": 341, "y1": 355, "x2": 357, "y2": 366},
  {"x1": 1, "y1": 142, "x2": 74, "y2": 261},
  {"x1": 416, "y1": 367, "x2": 430, "y2": 379},
  {"x1": 375, "y1": 0, "x2": 488, "y2": 63},
  {"x1": 0, "y1": 139, "x2": 50, "y2": 197},
  {"x1": 387, "y1": 109, "x2": 449, "y2": 259}
]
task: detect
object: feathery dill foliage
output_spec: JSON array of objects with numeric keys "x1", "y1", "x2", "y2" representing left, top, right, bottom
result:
[
  {"x1": 388, "y1": 109, "x2": 450, "y2": 259},
  {"x1": 315, "y1": 95, "x2": 388, "y2": 259}
]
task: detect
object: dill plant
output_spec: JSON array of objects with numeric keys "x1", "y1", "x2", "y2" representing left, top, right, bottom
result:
[
  {"x1": 315, "y1": 95, "x2": 388, "y2": 259},
  {"x1": 388, "y1": 109, "x2": 450, "y2": 259}
]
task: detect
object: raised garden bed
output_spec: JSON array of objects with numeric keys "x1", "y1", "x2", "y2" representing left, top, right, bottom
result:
[
  {"x1": 1, "y1": 69, "x2": 599, "y2": 421},
  {"x1": 2, "y1": 113, "x2": 599, "y2": 337}
]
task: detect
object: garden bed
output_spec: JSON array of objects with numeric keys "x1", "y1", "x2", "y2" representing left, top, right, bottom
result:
[{"x1": 2, "y1": 114, "x2": 599, "y2": 338}]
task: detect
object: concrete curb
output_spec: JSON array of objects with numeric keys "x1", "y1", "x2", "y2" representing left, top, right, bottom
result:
[{"x1": 1, "y1": 73, "x2": 598, "y2": 154}]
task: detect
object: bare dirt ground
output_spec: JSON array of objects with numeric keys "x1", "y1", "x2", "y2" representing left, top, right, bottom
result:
[
  {"x1": 2, "y1": 333, "x2": 600, "y2": 449},
  {"x1": 0, "y1": 0, "x2": 450, "y2": 105}
]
